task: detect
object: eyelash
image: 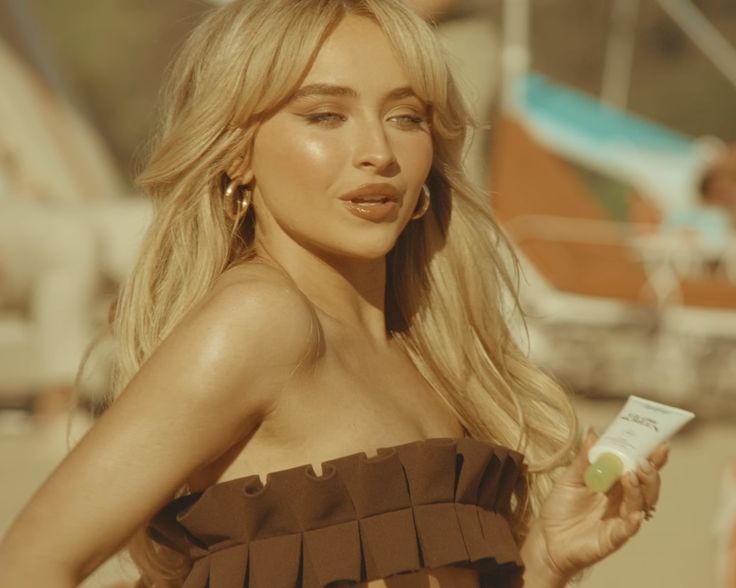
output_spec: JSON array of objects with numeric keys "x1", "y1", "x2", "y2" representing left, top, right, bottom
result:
[
  {"x1": 304, "y1": 113, "x2": 345, "y2": 125},
  {"x1": 394, "y1": 115, "x2": 428, "y2": 129},
  {"x1": 304, "y1": 113, "x2": 427, "y2": 129}
]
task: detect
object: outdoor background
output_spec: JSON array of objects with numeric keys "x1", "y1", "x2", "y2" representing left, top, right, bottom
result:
[
  {"x1": 5, "y1": 0, "x2": 735, "y2": 177},
  {"x1": 1, "y1": 1, "x2": 735, "y2": 587}
]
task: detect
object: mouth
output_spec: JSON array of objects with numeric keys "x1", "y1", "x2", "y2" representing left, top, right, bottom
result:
[
  {"x1": 340, "y1": 183, "x2": 401, "y2": 204},
  {"x1": 347, "y1": 197, "x2": 394, "y2": 204}
]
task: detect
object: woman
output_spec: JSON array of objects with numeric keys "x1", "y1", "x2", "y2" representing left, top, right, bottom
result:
[{"x1": 0, "y1": 1, "x2": 667, "y2": 586}]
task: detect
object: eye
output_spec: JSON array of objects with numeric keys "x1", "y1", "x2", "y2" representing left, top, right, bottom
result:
[
  {"x1": 304, "y1": 112, "x2": 346, "y2": 127},
  {"x1": 390, "y1": 113, "x2": 428, "y2": 130}
]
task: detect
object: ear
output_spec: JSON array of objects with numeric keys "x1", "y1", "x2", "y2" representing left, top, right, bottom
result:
[{"x1": 225, "y1": 155, "x2": 254, "y2": 185}]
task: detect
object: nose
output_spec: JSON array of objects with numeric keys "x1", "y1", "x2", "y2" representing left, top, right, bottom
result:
[{"x1": 353, "y1": 119, "x2": 398, "y2": 174}]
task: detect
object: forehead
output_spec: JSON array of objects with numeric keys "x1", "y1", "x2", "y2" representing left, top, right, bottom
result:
[{"x1": 301, "y1": 15, "x2": 412, "y2": 92}]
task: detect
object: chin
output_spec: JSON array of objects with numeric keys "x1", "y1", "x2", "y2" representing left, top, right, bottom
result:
[
  {"x1": 324, "y1": 235, "x2": 400, "y2": 262},
  {"x1": 341, "y1": 245, "x2": 395, "y2": 261},
  {"x1": 352, "y1": 231, "x2": 404, "y2": 258}
]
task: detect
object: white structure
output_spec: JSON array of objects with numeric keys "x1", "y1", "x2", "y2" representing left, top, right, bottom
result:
[{"x1": 0, "y1": 36, "x2": 150, "y2": 398}]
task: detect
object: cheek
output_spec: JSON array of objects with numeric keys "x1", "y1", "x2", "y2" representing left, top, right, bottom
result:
[
  {"x1": 282, "y1": 136, "x2": 334, "y2": 167},
  {"x1": 253, "y1": 126, "x2": 344, "y2": 193},
  {"x1": 396, "y1": 134, "x2": 433, "y2": 178},
  {"x1": 420, "y1": 143, "x2": 434, "y2": 176}
]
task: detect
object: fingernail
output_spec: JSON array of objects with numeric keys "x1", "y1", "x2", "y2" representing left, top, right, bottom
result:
[
  {"x1": 630, "y1": 511, "x2": 645, "y2": 524},
  {"x1": 641, "y1": 460, "x2": 654, "y2": 474},
  {"x1": 628, "y1": 472, "x2": 640, "y2": 486}
]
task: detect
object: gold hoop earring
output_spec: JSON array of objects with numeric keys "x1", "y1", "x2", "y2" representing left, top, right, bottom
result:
[
  {"x1": 224, "y1": 179, "x2": 252, "y2": 222},
  {"x1": 411, "y1": 184, "x2": 431, "y2": 220}
]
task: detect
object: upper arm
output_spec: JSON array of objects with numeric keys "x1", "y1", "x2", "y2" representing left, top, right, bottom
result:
[{"x1": 0, "y1": 268, "x2": 318, "y2": 582}]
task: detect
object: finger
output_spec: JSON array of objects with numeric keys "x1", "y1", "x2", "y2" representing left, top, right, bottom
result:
[
  {"x1": 583, "y1": 426, "x2": 599, "y2": 451},
  {"x1": 602, "y1": 481, "x2": 624, "y2": 520},
  {"x1": 647, "y1": 442, "x2": 670, "y2": 470},
  {"x1": 562, "y1": 427, "x2": 599, "y2": 482},
  {"x1": 601, "y1": 511, "x2": 644, "y2": 554},
  {"x1": 619, "y1": 471, "x2": 645, "y2": 517},
  {"x1": 636, "y1": 460, "x2": 661, "y2": 511}
]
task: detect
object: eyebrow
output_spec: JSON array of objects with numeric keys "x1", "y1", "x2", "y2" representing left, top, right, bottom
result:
[{"x1": 289, "y1": 84, "x2": 422, "y2": 103}]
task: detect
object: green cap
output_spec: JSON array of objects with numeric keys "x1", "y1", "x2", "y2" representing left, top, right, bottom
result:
[{"x1": 584, "y1": 453, "x2": 624, "y2": 493}]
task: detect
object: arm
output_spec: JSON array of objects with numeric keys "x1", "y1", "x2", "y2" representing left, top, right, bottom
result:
[{"x1": 0, "y1": 266, "x2": 318, "y2": 586}]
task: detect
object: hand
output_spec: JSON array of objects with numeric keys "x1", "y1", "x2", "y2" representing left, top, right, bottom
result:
[{"x1": 526, "y1": 428, "x2": 669, "y2": 581}]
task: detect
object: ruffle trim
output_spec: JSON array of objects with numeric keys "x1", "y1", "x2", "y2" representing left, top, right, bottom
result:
[{"x1": 148, "y1": 437, "x2": 526, "y2": 587}]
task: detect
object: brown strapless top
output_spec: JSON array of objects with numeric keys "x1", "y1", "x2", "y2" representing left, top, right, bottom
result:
[{"x1": 148, "y1": 437, "x2": 526, "y2": 588}]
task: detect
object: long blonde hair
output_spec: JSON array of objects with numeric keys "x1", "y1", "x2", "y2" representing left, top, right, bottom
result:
[{"x1": 111, "y1": 0, "x2": 577, "y2": 584}]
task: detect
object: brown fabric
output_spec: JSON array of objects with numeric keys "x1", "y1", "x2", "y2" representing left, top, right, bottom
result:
[{"x1": 148, "y1": 437, "x2": 526, "y2": 587}]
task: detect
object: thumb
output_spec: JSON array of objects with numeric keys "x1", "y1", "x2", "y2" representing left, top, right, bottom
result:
[
  {"x1": 582, "y1": 426, "x2": 599, "y2": 451},
  {"x1": 560, "y1": 427, "x2": 598, "y2": 483},
  {"x1": 574, "y1": 427, "x2": 598, "y2": 470}
]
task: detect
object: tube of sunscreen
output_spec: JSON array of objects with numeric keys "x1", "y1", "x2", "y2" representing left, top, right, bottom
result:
[{"x1": 584, "y1": 395, "x2": 694, "y2": 493}]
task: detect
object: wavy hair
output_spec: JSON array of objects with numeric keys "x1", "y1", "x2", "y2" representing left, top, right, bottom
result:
[{"x1": 109, "y1": 0, "x2": 578, "y2": 584}]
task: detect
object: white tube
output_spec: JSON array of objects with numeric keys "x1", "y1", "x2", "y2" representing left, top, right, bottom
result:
[{"x1": 584, "y1": 395, "x2": 694, "y2": 492}]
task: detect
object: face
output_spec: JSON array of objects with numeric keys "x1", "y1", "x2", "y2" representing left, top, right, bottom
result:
[{"x1": 245, "y1": 15, "x2": 434, "y2": 263}]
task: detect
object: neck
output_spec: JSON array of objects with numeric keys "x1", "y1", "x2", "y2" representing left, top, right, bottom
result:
[{"x1": 254, "y1": 235, "x2": 391, "y2": 348}]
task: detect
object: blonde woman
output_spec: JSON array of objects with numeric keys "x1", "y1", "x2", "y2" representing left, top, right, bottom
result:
[{"x1": 0, "y1": 1, "x2": 668, "y2": 587}]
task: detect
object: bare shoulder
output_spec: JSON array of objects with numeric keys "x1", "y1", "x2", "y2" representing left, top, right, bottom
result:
[
  {"x1": 0, "y1": 262, "x2": 322, "y2": 583},
  {"x1": 192, "y1": 260, "x2": 322, "y2": 383},
  {"x1": 210, "y1": 259, "x2": 312, "y2": 309},
  {"x1": 128, "y1": 258, "x2": 321, "y2": 426}
]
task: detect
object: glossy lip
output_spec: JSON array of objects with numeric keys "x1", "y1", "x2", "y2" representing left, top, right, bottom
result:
[{"x1": 339, "y1": 182, "x2": 401, "y2": 203}]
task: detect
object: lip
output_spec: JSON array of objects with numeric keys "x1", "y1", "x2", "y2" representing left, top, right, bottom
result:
[
  {"x1": 339, "y1": 183, "x2": 401, "y2": 203},
  {"x1": 342, "y1": 199, "x2": 398, "y2": 222}
]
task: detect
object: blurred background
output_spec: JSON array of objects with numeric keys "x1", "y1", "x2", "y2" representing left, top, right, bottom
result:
[{"x1": 0, "y1": 0, "x2": 735, "y2": 586}]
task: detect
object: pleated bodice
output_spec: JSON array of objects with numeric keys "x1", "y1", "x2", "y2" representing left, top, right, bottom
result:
[{"x1": 148, "y1": 436, "x2": 526, "y2": 588}]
